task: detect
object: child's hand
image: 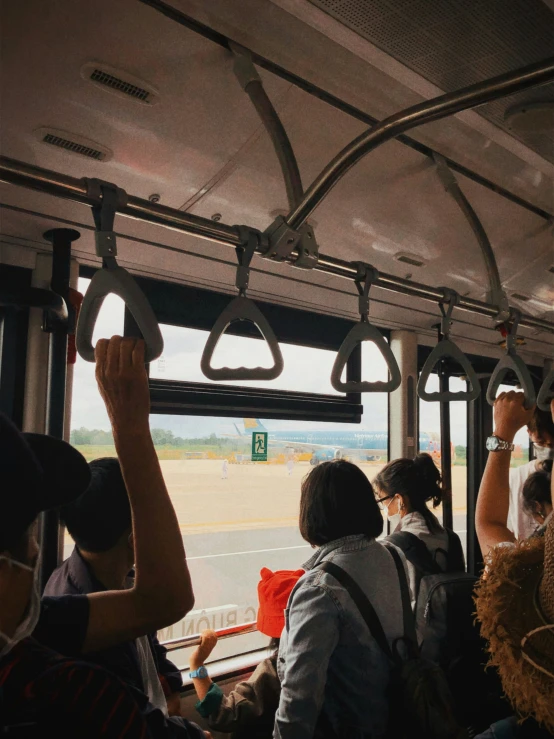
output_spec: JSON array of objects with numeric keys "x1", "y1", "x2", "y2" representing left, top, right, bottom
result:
[{"x1": 190, "y1": 630, "x2": 218, "y2": 670}]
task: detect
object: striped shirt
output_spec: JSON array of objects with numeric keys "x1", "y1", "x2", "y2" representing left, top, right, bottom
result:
[{"x1": 0, "y1": 637, "x2": 149, "y2": 738}]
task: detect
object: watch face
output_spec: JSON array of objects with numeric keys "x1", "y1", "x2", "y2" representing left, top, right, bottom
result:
[
  {"x1": 197, "y1": 666, "x2": 208, "y2": 678},
  {"x1": 486, "y1": 436, "x2": 500, "y2": 451}
]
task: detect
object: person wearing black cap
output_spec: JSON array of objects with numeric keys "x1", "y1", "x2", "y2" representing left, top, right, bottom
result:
[
  {"x1": 44, "y1": 457, "x2": 184, "y2": 717},
  {"x1": 0, "y1": 336, "x2": 211, "y2": 738}
]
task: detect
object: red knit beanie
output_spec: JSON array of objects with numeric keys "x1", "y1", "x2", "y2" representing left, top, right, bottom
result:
[{"x1": 256, "y1": 567, "x2": 304, "y2": 638}]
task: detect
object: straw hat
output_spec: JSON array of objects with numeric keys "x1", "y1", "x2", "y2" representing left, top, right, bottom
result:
[{"x1": 474, "y1": 515, "x2": 554, "y2": 732}]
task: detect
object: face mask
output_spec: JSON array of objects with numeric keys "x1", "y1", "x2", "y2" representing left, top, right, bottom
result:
[
  {"x1": 0, "y1": 555, "x2": 41, "y2": 658},
  {"x1": 533, "y1": 444, "x2": 554, "y2": 461},
  {"x1": 384, "y1": 499, "x2": 402, "y2": 531}
]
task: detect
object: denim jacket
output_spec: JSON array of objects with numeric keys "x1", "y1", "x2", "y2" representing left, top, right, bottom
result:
[{"x1": 273, "y1": 535, "x2": 405, "y2": 739}]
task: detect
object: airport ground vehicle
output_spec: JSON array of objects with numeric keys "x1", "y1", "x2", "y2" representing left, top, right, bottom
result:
[{"x1": 1, "y1": 0, "x2": 553, "y2": 734}]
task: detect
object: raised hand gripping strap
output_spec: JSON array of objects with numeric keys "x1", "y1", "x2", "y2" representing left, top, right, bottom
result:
[
  {"x1": 487, "y1": 310, "x2": 536, "y2": 410},
  {"x1": 76, "y1": 266, "x2": 164, "y2": 363},
  {"x1": 417, "y1": 338, "x2": 481, "y2": 402},
  {"x1": 537, "y1": 369, "x2": 554, "y2": 412},
  {"x1": 200, "y1": 295, "x2": 284, "y2": 381},
  {"x1": 330, "y1": 321, "x2": 402, "y2": 393}
]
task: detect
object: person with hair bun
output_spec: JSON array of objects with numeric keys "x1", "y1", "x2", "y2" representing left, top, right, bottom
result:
[{"x1": 374, "y1": 453, "x2": 465, "y2": 599}]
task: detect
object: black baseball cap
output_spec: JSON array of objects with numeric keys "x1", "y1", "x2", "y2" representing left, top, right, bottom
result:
[{"x1": 0, "y1": 413, "x2": 91, "y2": 551}]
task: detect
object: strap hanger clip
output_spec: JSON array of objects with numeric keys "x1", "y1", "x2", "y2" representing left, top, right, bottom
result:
[
  {"x1": 353, "y1": 262, "x2": 379, "y2": 321},
  {"x1": 83, "y1": 178, "x2": 128, "y2": 262},
  {"x1": 438, "y1": 287, "x2": 460, "y2": 339}
]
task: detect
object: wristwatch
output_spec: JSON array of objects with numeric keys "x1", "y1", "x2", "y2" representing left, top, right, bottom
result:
[
  {"x1": 486, "y1": 435, "x2": 515, "y2": 452},
  {"x1": 189, "y1": 665, "x2": 209, "y2": 679}
]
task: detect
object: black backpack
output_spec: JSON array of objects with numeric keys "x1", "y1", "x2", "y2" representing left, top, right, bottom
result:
[
  {"x1": 387, "y1": 530, "x2": 502, "y2": 732},
  {"x1": 387, "y1": 529, "x2": 477, "y2": 664},
  {"x1": 320, "y1": 547, "x2": 468, "y2": 739}
]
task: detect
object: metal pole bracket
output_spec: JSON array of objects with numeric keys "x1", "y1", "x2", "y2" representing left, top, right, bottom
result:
[
  {"x1": 293, "y1": 223, "x2": 319, "y2": 269},
  {"x1": 263, "y1": 215, "x2": 302, "y2": 262}
]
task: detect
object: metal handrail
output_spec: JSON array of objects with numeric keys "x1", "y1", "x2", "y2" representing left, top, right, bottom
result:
[
  {"x1": 0, "y1": 285, "x2": 68, "y2": 323},
  {"x1": 284, "y1": 57, "x2": 554, "y2": 231},
  {"x1": 162, "y1": 621, "x2": 258, "y2": 652},
  {"x1": 1, "y1": 156, "x2": 554, "y2": 336}
]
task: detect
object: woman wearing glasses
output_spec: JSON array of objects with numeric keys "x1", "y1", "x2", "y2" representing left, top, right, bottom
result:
[{"x1": 374, "y1": 453, "x2": 465, "y2": 598}]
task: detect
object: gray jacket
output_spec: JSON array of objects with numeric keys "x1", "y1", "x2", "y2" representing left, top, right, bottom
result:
[{"x1": 273, "y1": 535, "x2": 405, "y2": 739}]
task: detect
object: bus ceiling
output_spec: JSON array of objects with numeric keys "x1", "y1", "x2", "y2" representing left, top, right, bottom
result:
[{"x1": 1, "y1": 2, "x2": 553, "y2": 370}]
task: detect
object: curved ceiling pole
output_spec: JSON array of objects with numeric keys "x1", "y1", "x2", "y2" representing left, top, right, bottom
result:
[
  {"x1": 2, "y1": 155, "x2": 554, "y2": 336},
  {"x1": 432, "y1": 152, "x2": 510, "y2": 322},
  {"x1": 230, "y1": 43, "x2": 303, "y2": 210},
  {"x1": 284, "y1": 57, "x2": 554, "y2": 232}
]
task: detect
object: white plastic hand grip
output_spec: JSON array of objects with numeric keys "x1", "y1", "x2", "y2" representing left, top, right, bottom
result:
[
  {"x1": 330, "y1": 321, "x2": 402, "y2": 393},
  {"x1": 76, "y1": 266, "x2": 164, "y2": 363},
  {"x1": 486, "y1": 351, "x2": 536, "y2": 410},
  {"x1": 200, "y1": 295, "x2": 284, "y2": 381},
  {"x1": 418, "y1": 339, "x2": 481, "y2": 402}
]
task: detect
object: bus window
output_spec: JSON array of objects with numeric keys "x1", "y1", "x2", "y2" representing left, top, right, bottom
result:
[
  {"x1": 150, "y1": 323, "x2": 341, "y2": 394},
  {"x1": 69, "y1": 284, "x2": 389, "y2": 668}
]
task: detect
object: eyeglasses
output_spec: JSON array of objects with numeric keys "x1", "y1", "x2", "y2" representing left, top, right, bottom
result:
[{"x1": 376, "y1": 494, "x2": 393, "y2": 510}]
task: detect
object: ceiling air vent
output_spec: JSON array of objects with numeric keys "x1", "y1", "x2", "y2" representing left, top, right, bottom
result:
[
  {"x1": 394, "y1": 252, "x2": 426, "y2": 268},
  {"x1": 81, "y1": 62, "x2": 159, "y2": 105},
  {"x1": 34, "y1": 127, "x2": 113, "y2": 161},
  {"x1": 511, "y1": 292, "x2": 530, "y2": 302}
]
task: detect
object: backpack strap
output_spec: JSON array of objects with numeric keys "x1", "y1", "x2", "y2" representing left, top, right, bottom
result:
[
  {"x1": 383, "y1": 544, "x2": 419, "y2": 652},
  {"x1": 319, "y1": 560, "x2": 394, "y2": 662},
  {"x1": 387, "y1": 531, "x2": 442, "y2": 575},
  {"x1": 444, "y1": 528, "x2": 466, "y2": 572}
]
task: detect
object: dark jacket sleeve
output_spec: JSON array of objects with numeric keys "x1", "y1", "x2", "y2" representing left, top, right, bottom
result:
[
  {"x1": 150, "y1": 634, "x2": 183, "y2": 692},
  {"x1": 208, "y1": 657, "x2": 280, "y2": 732}
]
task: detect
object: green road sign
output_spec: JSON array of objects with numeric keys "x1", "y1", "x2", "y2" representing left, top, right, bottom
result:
[{"x1": 251, "y1": 431, "x2": 268, "y2": 461}]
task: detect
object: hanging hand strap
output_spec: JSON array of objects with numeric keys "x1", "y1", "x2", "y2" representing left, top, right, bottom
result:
[
  {"x1": 418, "y1": 288, "x2": 480, "y2": 402},
  {"x1": 330, "y1": 264, "x2": 401, "y2": 393},
  {"x1": 537, "y1": 368, "x2": 554, "y2": 412},
  {"x1": 486, "y1": 309, "x2": 536, "y2": 410},
  {"x1": 201, "y1": 226, "x2": 284, "y2": 381},
  {"x1": 76, "y1": 179, "x2": 164, "y2": 363}
]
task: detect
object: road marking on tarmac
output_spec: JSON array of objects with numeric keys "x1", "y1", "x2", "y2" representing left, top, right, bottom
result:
[{"x1": 187, "y1": 544, "x2": 311, "y2": 561}]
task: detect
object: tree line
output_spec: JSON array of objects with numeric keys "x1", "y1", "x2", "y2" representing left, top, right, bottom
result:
[{"x1": 70, "y1": 427, "x2": 239, "y2": 448}]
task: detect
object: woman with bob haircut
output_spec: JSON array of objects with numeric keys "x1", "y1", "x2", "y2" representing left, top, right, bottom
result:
[{"x1": 273, "y1": 459, "x2": 405, "y2": 739}]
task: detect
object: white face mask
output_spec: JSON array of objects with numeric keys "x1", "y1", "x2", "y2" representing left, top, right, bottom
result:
[
  {"x1": 533, "y1": 443, "x2": 554, "y2": 461},
  {"x1": 0, "y1": 555, "x2": 41, "y2": 658},
  {"x1": 384, "y1": 498, "x2": 402, "y2": 531}
]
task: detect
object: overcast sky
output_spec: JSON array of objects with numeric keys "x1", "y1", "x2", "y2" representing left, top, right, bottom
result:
[{"x1": 71, "y1": 279, "x2": 527, "y2": 447}]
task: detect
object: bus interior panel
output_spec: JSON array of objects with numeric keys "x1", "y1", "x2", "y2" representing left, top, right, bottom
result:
[{"x1": 1, "y1": 1, "x2": 553, "y2": 737}]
